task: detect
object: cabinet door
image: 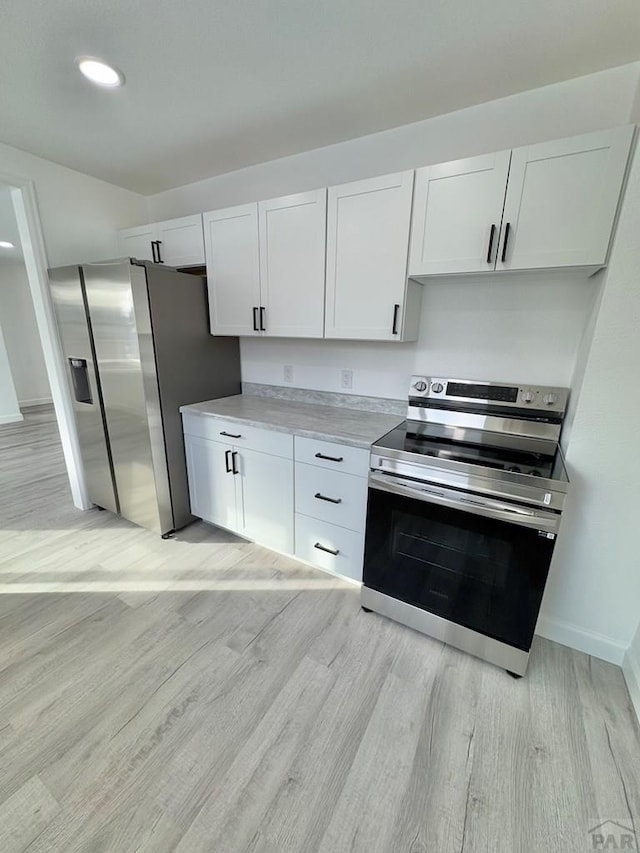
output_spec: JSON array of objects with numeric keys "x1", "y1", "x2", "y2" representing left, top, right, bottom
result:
[
  {"x1": 118, "y1": 225, "x2": 157, "y2": 262},
  {"x1": 184, "y1": 434, "x2": 238, "y2": 531},
  {"x1": 258, "y1": 190, "x2": 326, "y2": 338},
  {"x1": 203, "y1": 204, "x2": 261, "y2": 336},
  {"x1": 325, "y1": 171, "x2": 414, "y2": 340},
  {"x1": 237, "y1": 448, "x2": 293, "y2": 553},
  {"x1": 409, "y1": 151, "x2": 511, "y2": 276},
  {"x1": 156, "y1": 215, "x2": 204, "y2": 267},
  {"x1": 498, "y1": 126, "x2": 634, "y2": 271}
]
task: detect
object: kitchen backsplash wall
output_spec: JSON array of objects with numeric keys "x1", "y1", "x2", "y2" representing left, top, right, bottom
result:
[{"x1": 240, "y1": 270, "x2": 600, "y2": 398}]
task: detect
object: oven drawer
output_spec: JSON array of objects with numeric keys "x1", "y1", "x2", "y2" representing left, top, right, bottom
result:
[
  {"x1": 181, "y1": 413, "x2": 293, "y2": 459},
  {"x1": 295, "y1": 514, "x2": 364, "y2": 582},
  {"x1": 295, "y1": 463, "x2": 367, "y2": 532},
  {"x1": 294, "y1": 436, "x2": 369, "y2": 478}
]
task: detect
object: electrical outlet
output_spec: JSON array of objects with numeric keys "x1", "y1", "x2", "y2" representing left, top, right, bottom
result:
[
  {"x1": 283, "y1": 365, "x2": 294, "y2": 383},
  {"x1": 341, "y1": 369, "x2": 353, "y2": 390}
]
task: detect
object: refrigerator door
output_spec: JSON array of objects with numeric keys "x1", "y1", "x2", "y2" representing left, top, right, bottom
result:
[
  {"x1": 144, "y1": 262, "x2": 241, "y2": 530},
  {"x1": 82, "y1": 260, "x2": 172, "y2": 535},
  {"x1": 48, "y1": 266, "x2": 118, "y2": 514}
]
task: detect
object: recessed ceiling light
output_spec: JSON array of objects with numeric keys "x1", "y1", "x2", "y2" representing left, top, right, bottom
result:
[
  {"x1": 0, "y1": 241, "x2": 15, "y2": 249},
  {"x1": 76, "y1": 56, "x2": 125, "y2": 88}
]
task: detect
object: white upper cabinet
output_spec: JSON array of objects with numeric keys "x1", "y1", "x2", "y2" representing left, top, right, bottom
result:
[
  {"x1": 325, "y1": 171, "x2": 418, "y2": 341},
  {"x1": 118, "y1": 214, "x2": 204, "y2": 267},
  {"x1": 409, "y1": 151, "x2": 511, "y2": 276},
  {"x1": 118, "y1": 224, "x2": 157, "y2": 262},
  {"x1": 258, "y1": 190, "x2": 326, "y2": 338},
  {"x1": 203, "y1": 203, "x2": 261, "y2": 336},
  {"x1": 497, "y1": 126, "x2": 634, "y2": 271},
  {"x1": 155, "y1": 215, "x2": 204, "y2": 267}
]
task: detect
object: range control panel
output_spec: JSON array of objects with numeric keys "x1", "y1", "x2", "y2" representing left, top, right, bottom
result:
[{"x1": 409, "y1": 376, "x2": 569, "y2": 414}]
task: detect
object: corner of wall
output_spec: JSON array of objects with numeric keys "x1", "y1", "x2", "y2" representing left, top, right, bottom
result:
[
  {"x1": 628, "y1": 63, "x2": 640, "y2": 123},
  {"x1": 623, "y1": 642, "x2": 640, "y2": 726}
]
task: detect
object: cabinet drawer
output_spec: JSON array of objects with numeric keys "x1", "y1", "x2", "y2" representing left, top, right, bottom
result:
[
  {"x1": 295, "y1": 463, "x2": 367, "y2": 532},
  {"x1": 294, "y1": 436, "x2": 369, "y2": 477},
  {"x1": 295, "y1": 514, "x2": 364, "y2": 583},
  {"x1": 182, "y1": 413, "x2": 293, "y2": 458}
]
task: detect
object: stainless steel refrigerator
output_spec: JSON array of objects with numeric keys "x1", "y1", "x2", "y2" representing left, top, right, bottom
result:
[{"x1": 49, "y1": 258, "x2": 241, "y2": 536}]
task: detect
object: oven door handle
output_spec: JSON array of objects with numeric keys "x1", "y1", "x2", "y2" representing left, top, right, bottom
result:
[{"x1": 368, "y1": 472, "x2": 560, "y2": 534}]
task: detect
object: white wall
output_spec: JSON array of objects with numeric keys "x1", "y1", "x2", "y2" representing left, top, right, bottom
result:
[
  {"x1": 241, "y1": 271, "x2": 599, "y2": 398},
  {"x1": 0, "y1": 140, "x2": 147, "y2": 266},
  {"x1": 537, "y1": 142, "x2": 640, "y2": 662},
  {"x1": 0, "y1": 259, "x2": 50, "y2": 406}
]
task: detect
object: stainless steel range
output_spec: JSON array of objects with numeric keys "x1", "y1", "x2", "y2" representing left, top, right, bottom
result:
[{"x1": 361, "y1": 376, "x2": 570, "y2": 676}]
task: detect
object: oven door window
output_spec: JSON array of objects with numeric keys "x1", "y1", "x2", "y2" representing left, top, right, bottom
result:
[{"x1": 363, "y1": 487, "x2": 556, "y2": 651}]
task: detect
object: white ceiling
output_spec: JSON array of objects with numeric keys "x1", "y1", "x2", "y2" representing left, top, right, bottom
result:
[{"x1": 1, "y1": 0, "x2": 639, "y2": 195}]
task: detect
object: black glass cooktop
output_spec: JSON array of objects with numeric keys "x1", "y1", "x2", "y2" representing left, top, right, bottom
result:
[{"x1": 374, "y1": 421, "x2": 568, "y2": 483}]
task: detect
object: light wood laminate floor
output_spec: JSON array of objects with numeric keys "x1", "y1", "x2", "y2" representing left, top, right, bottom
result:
[{"x1": 0, "y1": 406, "x2": 638, "y2": 853}]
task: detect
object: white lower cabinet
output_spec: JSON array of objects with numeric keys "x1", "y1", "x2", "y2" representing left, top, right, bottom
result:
[
  {"x1": 183, "y1": 424, "x2": 293, "y2": 551},
  {"x1": 239, "y1": 447, "x2": 293, "y2": 553},
  {"x1": 294, "y1": 515, "x2": 364, "y2": 583},
  {"x1": 295, "y1": 462, "x2": 367, "y2": 531},
  {"x1": 293, "y1": 436, "x2": 368, "y2": 582},
  {"x1": 184, "y1": 434, "x2": 237, "y2": 531},
  {"x1": 183, "y1": 417, "x2": 369, "y2": 583}
]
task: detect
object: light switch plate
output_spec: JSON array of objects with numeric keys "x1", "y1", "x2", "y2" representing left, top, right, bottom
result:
[
  {"x1": 284, "y1": 365, "x2": 294, "y2": 383},
  {"x1": 341, "y1": 369, "x2": 353, "y2": 390}
]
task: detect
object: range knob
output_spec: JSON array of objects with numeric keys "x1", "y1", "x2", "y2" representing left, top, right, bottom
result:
[
  {"x1": 521, "y1": 389, "x2": 534, "y2": 403},
  {"x1": 543, "y1": 393, "x2": 558, "y2": 406},
  {"x1": 413, "y1": 380, "x2": 428, "y2": 392},
  {"x1": 431, "y1": 382, "x2": 444, "y2": 393}
]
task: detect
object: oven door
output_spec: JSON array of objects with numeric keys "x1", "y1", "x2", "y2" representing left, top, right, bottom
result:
[{"x1": 364, "y1": 472, "x2": 560, "y2": 652}]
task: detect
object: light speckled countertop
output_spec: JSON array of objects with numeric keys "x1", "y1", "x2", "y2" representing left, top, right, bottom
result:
[{"x1": 180, "y1": 395, "x2": 403, "y2": 449}]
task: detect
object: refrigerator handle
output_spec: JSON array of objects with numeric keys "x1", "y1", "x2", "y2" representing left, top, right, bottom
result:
[{"x1": 68, "y1": 358, "x2": 93, "y2": 404}]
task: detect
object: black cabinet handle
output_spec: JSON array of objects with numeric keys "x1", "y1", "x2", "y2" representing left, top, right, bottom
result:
[
  {"x1": 314, "y1": 492, "x2": 342, "y2": 505},
  {"x1": 231, "y1": 451, "x2": 239, "y2": 475},
  {"x1": 392, "y1": 304, "x2": 400, "y2": 335},
  {"x1": 486, "y1": 224, "x2": 496, "y2": 263},
  {"x1": 501, "y1": 222, "x2": 511, "y2": 263},
  {"x1": 151, "y1": 241, "x2": 158, "y2": 263},
  {"x1": 259, "y1": 306, "x2": 266, "y2": 331},
  {"x1": 315, "y1": 452, "x2": 343, "y2": 463},
  {"x1": 220, "y1": 431, "x2": 241, "y2": 438},
  {"x1": 156, "y1": 240, "x2": 164, "y2": 263},
  {"x1": 252, "y1": 307, "x2": 259, "y2": 332},
  {"x1": 225, "y1": 449, "x2": 232, "y2": 473},
  {"x1": 314, "y1": 542, "x2": 339, "y2": 556}
]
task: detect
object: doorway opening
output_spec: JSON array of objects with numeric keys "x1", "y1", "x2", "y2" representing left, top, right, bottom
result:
[
  {"x1": 0, "y1": 183, "x2": 51, "y2": 421},
  {"x1": 0, "y1": 174, "x2": 89, "y2": 510}
]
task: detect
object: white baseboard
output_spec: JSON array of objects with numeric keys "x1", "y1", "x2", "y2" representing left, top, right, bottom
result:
[
  {"x1": 535, "y1": 614, "x2": 627, "y2": 665},
  {"x1": 623, "y1": 645, "x2": 640, "y2": 726},
  {"x1": 0, "y1": 412, "x2": 24, "y2": 425},
  {"x1": 19, "y1": 396, "x2": 53, "y2": 408}
]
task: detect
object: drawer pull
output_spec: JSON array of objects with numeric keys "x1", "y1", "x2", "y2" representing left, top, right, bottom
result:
[
  {"x1": 315, "y1": 452, "x2": 344, "y2": 463},
  {"x1": 314, "y1": 492, "x2": 342, "y2": 505},
  {"x1": 314, "y1": 542, "x2": 339, "y2": 556},
  {"x1": 220, "y1": 431, "x2": 242, "y2": 438}
]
